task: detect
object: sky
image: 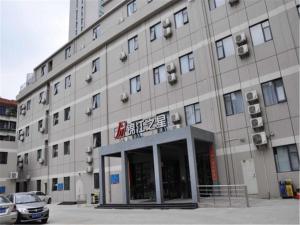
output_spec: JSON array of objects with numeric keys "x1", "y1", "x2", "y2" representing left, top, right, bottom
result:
[{"x1": 0, "y1": 0, "x2": 69, "y2": 100}]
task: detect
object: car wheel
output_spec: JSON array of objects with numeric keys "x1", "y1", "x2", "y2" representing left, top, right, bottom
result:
[
  {"x1": 47, "y1": 198, "x2": 51, "y2": 204},
  {"x1": 41, "y1": 218, "x2": 48, "y2": 224},
  {"x1": 16, "y1": 213, "x2": 21, "y2": 224}
]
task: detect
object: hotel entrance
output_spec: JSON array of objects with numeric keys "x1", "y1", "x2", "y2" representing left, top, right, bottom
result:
[{"x1": 99, "y1": 126, "x2": 215, "y2": 208}]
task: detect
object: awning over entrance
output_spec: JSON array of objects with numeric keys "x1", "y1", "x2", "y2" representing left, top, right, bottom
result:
[{"x1": 99, "y1": 126, "x2": 214, "y2": 206}]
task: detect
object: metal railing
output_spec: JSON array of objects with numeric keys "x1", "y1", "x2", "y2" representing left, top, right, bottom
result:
[{"x1": 198, "y1": 184, "x2": 249, "y2": 208}]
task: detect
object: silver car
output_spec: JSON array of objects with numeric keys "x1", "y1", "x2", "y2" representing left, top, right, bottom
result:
[
  {"x1": 0, "y1": 195, "x2": 17, "y2": 224},
  {"x1": 7, "y1": 193, "x2": 49, "y2": 224},
  {"x1": 29, "y1": 191, "x2": 52, "y2": 204}
]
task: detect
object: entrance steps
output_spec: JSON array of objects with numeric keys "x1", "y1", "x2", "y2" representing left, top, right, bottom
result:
[{"x1": 96, "y1": 202, "x2": 198, "y2": 209}]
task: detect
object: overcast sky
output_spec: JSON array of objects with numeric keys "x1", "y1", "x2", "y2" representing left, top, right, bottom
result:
[{"x1": 0, "y1": 0, "x2": 69, "y2": 100}]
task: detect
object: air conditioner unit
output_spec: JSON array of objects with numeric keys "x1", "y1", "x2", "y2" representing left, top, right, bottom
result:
[
  {"x1": 18, "y1": 156, "x2": 23, "y2": 162},
  {"x1": 86, "y1": 166, "x2": 93, "y2": 173},
  {"x1": 166, "y1": 62, "x2": 176, "y2": 74},
  {"x1": 85, "y1": 74, "x2": 92, "y2": 83},
  {"x1": 248, "y1": 104, "x2": 261, "y2": 115},
  {"x1": 19, "y1": 130, "x2": 24, "y2": 136},
  {"x1": 9, "y1": 172, "x2": 18, "y2": 179},
  {"x1": 252, "y1": 132, "x2": 267, "y2": 146},
  {"x1": 86, "y1": 146, "x2": 93, "y2": 154},
  {"x1": 237, "y1": 44, "x2": 249, "y2": 57},
  {"x1": 39, "y1": 126, "x2": 45, "y2": 133},
  {"x1": 171, "y1": 112, "x2": 181, "y2": 124},
  {"x1": 21, "y1": 104, "x2": 26, "y2": 110},
  {"x1": 120, "y1": 51, "x2": 127, "y2": 62},
  {"x1": 20, "y1": 136, "x2": 24, "y2": 142},
  {"x1": 85, "y1": 107, "x2": 92, "y2": 116},
  {"x1": 18, "y1": 163, "x2": 23, "y2": 169},
  {"x1": 26, "y1": 174, "x2": 31, "y2": 180},
  {"x1": 229, "y1": 0, "x2": 239, "y2": 6},
  {"x1": 162, "y1": 18, "x2": 171, "y2": 28},
  {"x1": 168, "y1": 73, "x2": 177, "y2": 85},
  {"x1": 246, "y1": 90, "x2": 258, "y2": 103},
  {"x1": 121, "y1": 93, "x2": 129, "y2": 103},
  {"x1": 86, "y1": 156, "x2": 93, "y2": 164},
  {"x1": 235, "y1": 32, "x2": 247, "y2": 45},
  {"x1": 250, "y1": 117, "x2": 263, "y2": 129},
  {"x1": 21, "y1": 109, "x2": 26, "y2": 115},
  {"x1": 164, "y1": 27, "x2": 172, "y2": 39},
  {"x1": 38, "y1": 158, "x2": 44, "y2": 164}
]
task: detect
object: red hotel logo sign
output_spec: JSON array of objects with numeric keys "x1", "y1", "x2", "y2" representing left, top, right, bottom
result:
[{"x1": 115, "y1": 121, "x2": 127, "y2": 139}]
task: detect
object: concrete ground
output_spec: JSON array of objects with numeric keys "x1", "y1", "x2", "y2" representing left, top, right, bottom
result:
[{"x1": 21, "y1": 198, "x2": 299, "y2": 224}]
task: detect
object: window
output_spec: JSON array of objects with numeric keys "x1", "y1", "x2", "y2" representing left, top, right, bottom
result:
[
  {"x1": 54, "y1": 82, "x2": 59, "y2": 95},
  {"x1": 52, "y1": 178, "x2": 58, "y2": 191},
  {"x1": 64, "y1": 107, "x2": 70, "y2": 121},
  {"x1": 92, "y1": 57, "x2": 100, "y2": 73},
  {"x1": 64, "y1": 177, "x2": 70, "y2": 190},
  {"x1": 184, "y1": 103, "x2": 201, "y2": 125},
  {"x1": 128, "y1": 36, "x2": 138, "y2": 54},
  {"x1": 37, "y1": 180, "x2": 41, "y2": 192},
  {"x1": 26, "y1": 100, "x2": 31, "y2": 110},
  {"x1": 38, "y1": 120, "x2": 43, "y2": 131},
  {"x1": 65, "y1": 46, "x2": 71, "y2": 59},
  {"x1": 180, "y1": 52, "x2": 195, "y2": 74},
  {"x1": 130, "y1": 75, "x2": 141, "y2": 94},
  {"x1": 53, "y1": 113, "x2": 59, "y2": 126},
  {"x1": 24, "y1": 153, "x2": 28, "y2": 165},
  {"x1": 274, "y1": 144, "x2": 299, "y2": 172},
  {"x1": 48, "y1": 60, "x2": 53, "y2": 72},
  {"x1": 94, "y1": 173, "x2": 99, "y2": 189},
  {"x1": 25, "y1": 126, "x2": 29, "y2": 137},
  {"x1": 0, "y1": 152, "x2": 8, "y2": 164},
  {"x1": 64, "y1": 141, "x2": 70, "y2": 155},
  {"x1": 216, "y1": 36, "x2": 235, "y2": 60},
  {"x1": 37, "y1": 149, "x2": 42, "y2": 161},
  {"x1": 262, "y1": 79, "x2": 286, "y2": 106},
  {"x1": 297, "y1": 5, "x2": 300, "y2": 16},
  {"x1": 224, "y1": 90, "x2": 244, "y2": 116},
  {"x1": 92, "y1": 93, "x2": 100, "y2": 109},
  {"x1": 250, "y1": 20, "x2": 273, "y2": 46},
  {"x1": 157, "y1": 111, "x2": 170, "y2": 133},
  {"x1": 174, "y1": 8, "x2": 189, "y2": 28},
  {"x1": 209, "y1": 0, "x2": 225, "y2": 10},
  {"x1": 93, "y1": 132, "x2": 101, "y2": 148},
  {"x1": 41, "y1": 65, "x2": 46, "y2": 76},
  {"x1": 150, "y1": 22, "x2": 162, "y2": 41},
  {"x1": 153, "y1": 65, "x2": 166, "y2": 85},
  {"x1": 65, "y1": 75, "x2": 71, "y2": 89},
  {"x1": 39, "y1": 91, "x2": 45, "y2": 104},
  {"x1": 127, "y1": 0, "x2": 136, "y2": 17},
  {"x1": 52, "y1": 145, "x2": 58, "y2": 158},
  {"x1": 93, "y1": 25, "x2": 101, "y2": 40}
]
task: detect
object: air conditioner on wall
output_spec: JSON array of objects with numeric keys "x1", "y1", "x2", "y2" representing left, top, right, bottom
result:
[
  {"x1": 86, "y1": 156, "x2": 93, "y2": 164},
  {"x1": 18, "y1": 156, "x2": 23, "y2": 162},
  {"x1": 21, "y1": 109, "x2": 26, "y2": 115},
  {"x1": 120, "y1": 93, "x2": 129, "y2": 103},
  {"x1": 168, "y1": 73, "x2": 177, "y2": 85},
  {"x1": 18, "y1": 163, "x2": 23, "y2": 169},
  {"x1": 248, "y1": 104, "x2": 261, "y2": 116},
  {"x1": 166, "y1": 62, "x2": 176, "y2": 74},
  {"x1": 86, "y1": 146, "x2": 93, "y2": 154},
  {"x1": 9, "y1": 172, "x2": 18, "y2": 179},
  {"x1": 250, "y1": 117, "x2": 263, "y2": 129},
  {"x1": 235, "y1": 32, "x2": 247, "y2": 45},
  {"x1": 39, "y1": 126, "x2": 45, "y2": 133},
  {"x1": 41, "y1": 96, "x2": 47, "y2": 104},
  {"x1": 237, "y1": 44, "x2": 249, "y2": 57},
  {"x1": 120, "y1": 51, "x2": 127, "y2": 62},
  {"x1": 21, "y1": 104, "x2": 26, "y2": 110},
  {"x1": 229, "y1": 0, "x2": 239, "y2": 6},
  {"x1": 38, "y1": 158, "x2": 44, "y2": 164},
  {"x1": 246, "y1": 90, "x2": 258, "y2": 103},
  {"x1": 85, "y1": 107, "x2": 92, "y2": 116},
  {"x1": 162, "y1": 18, "x2": 171, "y2": 28},
  {"x1": 20, "y1": 136, "x2": 24, "y2": 142},
  {"x1": 85, "y1": 74, "x2": 92, "y2": 83},
  {"x1": 86, "y1": 166, "x2": 93, "y2": 173},
  {"x1": 252, "y1": 132, "x2": 267, "y2": 146},
  {"x1": 171, "y1": 112, "x2": 181, "y2": 124},
  {"x1": 164, "y1": 27, "x2": 172, "y2": 39},
  {"x1": 26, "y1": 175, "x2": 31, "y2": 180}
]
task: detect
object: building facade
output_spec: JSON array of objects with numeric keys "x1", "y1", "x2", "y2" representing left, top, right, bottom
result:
[
  {"x1": 16, "y1": 0, "x2": 299, "y2": 204},
  {"x1": 0, "y1": 98, "x2": 17, "y2": 195}
]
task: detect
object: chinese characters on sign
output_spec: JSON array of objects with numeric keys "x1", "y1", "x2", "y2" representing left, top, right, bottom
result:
[{"x1": 114, "y1": 114, "x2": 167, "y2": 139}]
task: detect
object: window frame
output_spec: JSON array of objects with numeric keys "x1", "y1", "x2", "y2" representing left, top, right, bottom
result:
[
  {"x1": 153, "y1": 64, "x2": 166, "y2": 85},
  {"x1": 41, "y1": 65, "x2": 46, "y2": 76},
  {"x1": 92, "y1": 25, "x2": 101, "y2": 40},
  {"x1": 65, "y1": 46, "x2": 71, "y2": 59},
  {"x1": 174, "y1": 8, "x2": 189, "y2": 28},
  {"x1": 209, "y1": 0, "x2": 225, "y2": 11},
  {"x1": 223, "y1": 90, "x2": 244, "y2": 116},
  {"x1": 250, "y1": 20, "x2": 273, "y2": 46},
  {"x1": 24, "y1": 153, "x2": 28, "y2": 165},
  {"x1": 54, "y1": 82, "x2": 59, "y2": 95},
  {"x1": 25, "y1": 126, "x2": 29, "y2": 137},
  {"x1": 128, "y1": 35, "x2": 138, "y2": 54},
  {"x1": 93, "y1": 132, "x2": 101, "y2": 148},
  {"x1": 92, "y1": 57, "x2": 100, "y2": 74},
  {"x1": 37, "y1": 149, "x2": 42, "y2": 161},
  {"x1": 127, "y1": 0, "x2": 137, "y2": 17},
  {"x1": 130, "y1": 75, "x2": 141, "y2": 94},
  {"x1": 64, "y1": 177, "x2": 70, "y2": 190},
  {"x1": 274, "y1": 144, "x2": 299, "y2": 173},
  {"x1": 26, "y1": 100, "x2": 31, "y2": 110},
  {"x1": 65, "y1": 75, "x2": 71, "y2": 89},
  {"x1": 179, "y1": 52, "x2": 195, "y2": 74},
  {"x1": 92, "y1": 93, "x2": 100, "y2": 110},
  {"x1": 150, "y1": 22, "x2": 162, "y2": 42},
  {"x1": 64, "y1": 107, "x2": 70, "y2": 121},
  {"x1": 64, "y1": 141, "x2": 70, "y2": 155},
  {"x1": 53, "y1": 112, "x2": 59, "y2": 126},
  {"x1": 52, "y1": 144, "x2": 58, "y2": 158},
  {"x1": 0, "y1": 152, "x2": 8, "y2": 164},
  {"x1": 94, "y1": 173, "x2": 99, "y2": 189},
  {"x1": 216, "y1": 36, "x2": 234, "y2": 60},
  {"x1": 52, "y1": 178, "x2": 58, "y2": 191},
  {"x1": 184, "y1": 103, "x2": 201, "y2": 125},
  {"x1": 261, "y1": 78, "x2": 287, "y2": 106}
]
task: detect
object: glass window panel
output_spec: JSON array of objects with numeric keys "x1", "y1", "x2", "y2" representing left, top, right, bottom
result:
[
  {"x1": 224, "y1": 94, "x2": 233, "y2": 115},
  {"x1": 217, "y1": 45, "x2": 224, "y2": 59},
  {"x1": 189, "y1": 53, "x2": 195, "y2": 70},
  {"x1": 250, "y1": 24, "x2": 265, "y2": 46},
  {"x1": 156, "y1": 23, "x2": 162, "y2": 39},
  {"x1": 215, "y1": 0, "x2": 225, "y2": 7},
  {"x1": 183, "y1": 9, "x2": 189, "y2": 24},
  {"x1": 153, "y1": 68, "x2": 159, "y2": 85},
  {"x1": 274, "y1": 79, "x2": 286, "y2": 102},
  {"x1": 231, "y1": 91, "x2": 244, "y2": 114},
  {"x1": 136, "y1": 76, "x2": 141, "y2": 91},
  {"x1": 194, "y1": 103, "x2": 201, "y2": 123},
  {"x1": 276, "y1": 146, "x2": 291, "y2": 172},
  {"x1": 209, "y1": 0, "x2": 216, "y2": 10},
  {"x1": 262, "y1": 82, "x2": 277, "y2": 106},
  {"x1": 289, "y1": 145, "x2": 299, "y2": 171},
  {"x1": 175, "y1": 11, "x2": 184, "y2": 28},
  {"x1": 150, "y1": 27, "x2": 155, "y2": 41},
  {"x1": 180, "y1": 55, "x2": 189, "y2": 74},
  {"x1": 223, "y1": 36, "x2": 235, "y2": 57},
  {"x1": 185, "y1": 105, "x2": 195, "y2": 125}
]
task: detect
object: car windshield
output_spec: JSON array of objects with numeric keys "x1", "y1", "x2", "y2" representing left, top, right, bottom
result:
[
  {"x1": 0, "y1": 196, "x2": 10, "y2": 203},
  {"x1": 15, "y1": 194, "x2": 41, "y2": 204}
]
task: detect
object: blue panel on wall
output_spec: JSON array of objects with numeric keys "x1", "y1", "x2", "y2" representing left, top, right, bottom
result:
[
  {"x1": 57, "y1": 183, "x2": 64, "y2": 191},
  {"x1": 0, "y1": 186, "x2": 6, "y2": 194},
  {"x1": 111, "y1": 174, "x2": 119, "y2": 184}
]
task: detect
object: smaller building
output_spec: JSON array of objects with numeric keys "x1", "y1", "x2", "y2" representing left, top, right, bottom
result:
[{"x1": 0, "y1": 97, "x2": 18, "y2": 194}]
